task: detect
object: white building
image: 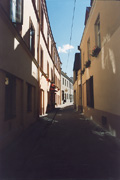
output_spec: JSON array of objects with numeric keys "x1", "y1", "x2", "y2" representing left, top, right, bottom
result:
[
  {"x1": 39, "y1": 0, "x2": 61, "y2": 115},
  {"x1": 61, "y1": 71, "x2": 73, "y2": 104}
]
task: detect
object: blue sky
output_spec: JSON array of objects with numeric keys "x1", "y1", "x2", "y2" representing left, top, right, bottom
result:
[{"x1": 46, "y1": 0, "x2": 90, "y2": 77}]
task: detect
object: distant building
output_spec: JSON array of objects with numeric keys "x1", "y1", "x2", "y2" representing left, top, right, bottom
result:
[
  {"x1": 75, "y1": 0, "x2": 120, "y2": 137},
  {"x1": 61, "y1": 71, "x2": 73, "y2": 104}
]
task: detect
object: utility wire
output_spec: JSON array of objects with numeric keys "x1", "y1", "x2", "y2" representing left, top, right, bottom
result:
[{"x1": 66, "y1": 0, "x2": 77, "y2": 72}]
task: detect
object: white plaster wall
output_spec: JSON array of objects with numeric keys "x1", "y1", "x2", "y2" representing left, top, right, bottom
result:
[
  {"x1": 22, "y1": 1, "x2": 38, "y2": 60},
  {"x1": 61, "y1": 74, "x2": 73, "y2": 103},
  {"x1": 40, "y1": 29, "x2": 61, "y2": 112}
]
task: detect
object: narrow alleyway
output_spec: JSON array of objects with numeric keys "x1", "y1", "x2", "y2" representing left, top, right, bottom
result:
[{"x1": 1, "y1": 105, "x2": 120, "y2": 180}]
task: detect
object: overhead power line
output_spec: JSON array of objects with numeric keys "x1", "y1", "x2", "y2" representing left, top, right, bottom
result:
[{"x1": 66, "y1": 0, "x2": 77, "y2": 72}]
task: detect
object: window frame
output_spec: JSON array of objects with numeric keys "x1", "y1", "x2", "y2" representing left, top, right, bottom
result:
[
  {"x1": 41, "y1": 4, "x2": 44, "y2": 32},
  {"x1": 40, "y1": 47, "x2": 43, "y2": 71},
  {"x1": 10, "y1": 0, "x2": 23, "y2": 24},
  {"x1": 95, "y1": 14, "x2": 101, "y2": 48},
  {"x1": 47, "y1": 61, "x2": 49, "y2": 78},
  {"x1": 62, "y1": 78, "x2": 64, "y2": 85},
  {"x1": 29, "y1": 18, "x2": 35, "y2": 56},
  {"x1": 87, "y1": 38, "x2": 90, "y2": 60}
]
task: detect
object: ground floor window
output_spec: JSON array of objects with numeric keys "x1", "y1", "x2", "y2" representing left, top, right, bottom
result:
[
  {"x1": 86, "y1": 76, "x2": 94, "y2": 108},
  {"x1": 5, "y1": 73, "x2": 16, "y2": 120}
]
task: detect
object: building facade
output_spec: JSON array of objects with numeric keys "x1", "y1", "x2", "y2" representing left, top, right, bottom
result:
[
  {"x1": 61, "y1": 71, "x2": 73, "y2": 105},
  {"x1": 0, "y1": 0, "x2": 61, "y2": 150},
  {"x1": 39, "y1": 0, "x2": 61, "y2": 115},
  {"x1": 73, "y1": 53, "x2": 81, "y2": 111},
  {"x1": 76, "y1": 0, "x2": 120, "y2": 137}
]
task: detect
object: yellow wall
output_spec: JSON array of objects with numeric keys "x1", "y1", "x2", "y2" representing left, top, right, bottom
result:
[{"x1": 80, "y1": 1, "x2": 120, "y2": 116}]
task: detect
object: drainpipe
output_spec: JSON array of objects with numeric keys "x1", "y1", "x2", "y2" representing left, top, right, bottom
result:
[{"x1": 78, "y1": 46, "x2": 83, "y2": 113}]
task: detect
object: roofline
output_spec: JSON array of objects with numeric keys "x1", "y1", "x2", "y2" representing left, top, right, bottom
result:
[
  {"x1": 79, "y1": 0, "x2": 96, "y2": 49},
  {"x1": 61, "y1": 71, "x2": 73, "y2": 83},
  {"x1": 42, "y1": 0, "x2": 62, "y2": 64}
]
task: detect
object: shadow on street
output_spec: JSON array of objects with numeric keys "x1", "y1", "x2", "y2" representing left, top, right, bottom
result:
[{"x1": 1, "y1": 105, "x2": 120, "y2": 180}]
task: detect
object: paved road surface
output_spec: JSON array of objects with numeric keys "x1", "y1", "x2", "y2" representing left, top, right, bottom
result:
[{"x1": 1, "y1": 105, "x2": 120, "y2": 180}]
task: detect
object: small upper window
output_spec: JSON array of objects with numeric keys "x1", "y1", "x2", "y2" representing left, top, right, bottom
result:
[
  {"x1": 65, "y1": 79, "x2": 66, "y2": 86},
  {"x1": 47, "y1": 29, "x2": 49, "y2": 48},
  {"x1": 41, "y1": 5, "x2": 44, "y2": 32},
  {"x1": 40, "y1": 48, "x2": 43, "y2": 70},
  {"x1": 10, "y1": 0, "x2": 23, "y2": 24},
  {"x1": 47, "y1": 61, "x2": 49, "y2": 78},
  {"x1": 95, "y1": 15, "x2": 101, "y2": 48},
  {"x1": 29, "y1": 21, "x2": 35, "y2": 56},
  {"x1": 62, "y1": 78, "x2": 64, "y2": 85},
  {"x1": 87, "y1": 38, "x2": 90, "y2": 60}
]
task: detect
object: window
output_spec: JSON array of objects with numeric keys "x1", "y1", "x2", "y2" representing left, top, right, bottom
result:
[
  {"x1": 87, "y1": 38, "x2": 90, "y2": 60},
  {"x1": 47, "y1": 29, "x2": 49, "y2": 49},
  {"x1": 47, "y1": 62, "x2": 49, "y2": 78},
  {"x1": 51, "y1": 68, "x2": 53, "y2": 81},
  {"x1": 67, "y1": 81, "x2": 68, "y2": 87},
  {"x1": 62, "y1": 78, "x2": 64, "y2": 85},
  {"x1": 27, "y1": 83, "x2": 32, "y2": 112},
  {"x1": 83, "y1": 52, "x2": 85, "y2": 69},
  {"x1": 41, "y1": 5, "x2": 44, "y2": 32},
  {"x1": 5, "y1": 73, "x2": 16, "y2": 120},
  {"x1": 51, "y1": 44, "x2": 53, "y2": 58},
  {"x1": 67, "y1": 94, "x2": 68, "y2": 99},
  {"x1": 95, "y1": 15, "x2": 101, "y2": 48},
  {"x1": 37, "y1": 0, "x2": 40, "y2": 15},
  {"x1": 40, "y1": 48, "x2": 43, "y2": 70},
  {"x1": 65, "y1": 79, "x2": 66, "y2": 86},
  {"x1": 86, "y1": 76, "x2": 94, "y2": 108},
  {"x1": 54, "y1": 53, "x2": 57, "y2": 66},
  {"x1": 29, "y1": 21, "x2": 35, "y2": 56},
  {"x1": 55, "y1": 75, "x2": 56, "y2": 85},
  {"x1": 10, "y1": 0, "x2": 23, "y2": 24}
]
